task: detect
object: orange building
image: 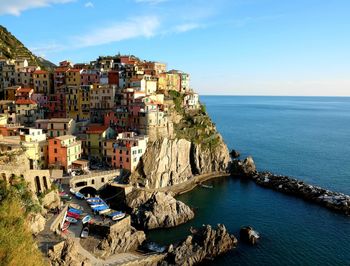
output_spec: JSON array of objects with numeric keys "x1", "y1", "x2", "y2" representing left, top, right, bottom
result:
[{"x1": 48, "y1": 135, "x2": 82, "y2": 172}]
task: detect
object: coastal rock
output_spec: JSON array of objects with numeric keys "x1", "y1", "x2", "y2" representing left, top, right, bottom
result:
[
  {"x1": 28, "y1": 212, "x2": 46, "y2": 236},
  {"x1": 229, "y1": 149, "x2": 240, "y2": 158},
  {"x1": 231, "y1": 156, "x2": 257, "y2": 176},
  {"x1": 240, "y1": 226, "x2": 260, "y2": 245},
  {"x1": 162, "y1": 224, "x2": 237, "y2": 265},
  {"x1": 131, "y1": 137, "x2": 230, "y2": 189},
  {"x1": 92, "y1": 216, "x2": 146, "y2": 257},
  {"x1": 48, "y1": 239, "x2": 91, "y2": 266},
  {"x1": 127, "y1": 190, "x2": 194, "y2": 229}
]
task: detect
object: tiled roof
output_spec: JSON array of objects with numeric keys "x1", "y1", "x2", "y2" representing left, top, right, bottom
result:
[
  {"x1": 67, "y1": 68, "x2": 82, "y2": 73},
  {"x1": 55, "y1": 67, "x2": 69, "y2": 72},
  {"x1": 15, "y1": 99, "x2": 37, "y2": 105},
  {"x1": 33, "y1": 70, "x2": 48, "y2": 75},
  {"x1": 86, "y1": 124, "x2": 109, "y2": 134},
  {"x1": 16, "y1": 87, "x2": 33, "y2": 93}
]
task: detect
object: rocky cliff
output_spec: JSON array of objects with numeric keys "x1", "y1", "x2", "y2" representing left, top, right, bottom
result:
[
  {"x1": 126, "y1": 190, "x2": 194, "y2": 229},
  {"x1": 130, "y1": 92, "x2": 231, "y2": 189},
  {"x1": 162, "y1": 224, "x2": 237, "y2": 265},
  {"x1": 131, "y1": 137, "x2": 230, "y2": 189}
]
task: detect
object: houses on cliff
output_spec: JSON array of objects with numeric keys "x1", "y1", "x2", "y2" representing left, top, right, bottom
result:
[{"x1": 0, "y1": 54, "x2": 200, "y2": 194}]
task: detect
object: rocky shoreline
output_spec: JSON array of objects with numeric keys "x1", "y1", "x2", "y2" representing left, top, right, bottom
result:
[{"x1": 232, "y1": 156, "x2": 350, "y2": 216}]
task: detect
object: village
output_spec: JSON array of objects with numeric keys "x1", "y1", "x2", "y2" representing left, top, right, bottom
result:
[{"x1": 0, "y1": 55, "x2": 200, "y2": 193}]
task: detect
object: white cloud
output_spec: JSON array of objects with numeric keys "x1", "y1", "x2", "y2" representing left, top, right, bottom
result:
[
  {"x1": 74, "y1": 16, "x2": 160, "y2": 48},
  {"x1": 173, "y1": 23, "x2": 202, "y2": 33},
  {"x1": 84, "y1": 1, "x2": 93, "y2": 8},
  {"x1": 0, "y1": 0, "x2": 74, "y2": 16}
]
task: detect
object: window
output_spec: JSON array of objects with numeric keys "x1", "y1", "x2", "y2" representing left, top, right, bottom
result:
[
  {"x1": 101, "y1": 178, "x2": 105, "y2": 183},
  {"x1": 126, "y1": 158, "x2": 129, "y2": 162},
  {"x1": 54, "y1": 148, "x2": 57, "y2": 153}
]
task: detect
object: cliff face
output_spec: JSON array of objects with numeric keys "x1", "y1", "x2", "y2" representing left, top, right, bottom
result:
[{"x1": 131, "y1": 136, "x2": 230, "y2": 189}]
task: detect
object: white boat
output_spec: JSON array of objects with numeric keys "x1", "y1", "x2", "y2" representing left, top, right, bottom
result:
[
  {"x1": 99, "y1": 208, "x2": 111, "y2": 215},
  {"x1": 65, "y1": 217, "x2": 78, "y2": 224},
  {"x1": 70, "y1": 188, "x2": 76, "y2": 195},
  {"x1": 80, "y1": 227, "x2": 89, "y2": 238},
  {"x1": 82, "y1": 215, "x2": 92, "y2": 224},
  {"x1": 112, "y1": 212, "x2": 126, "y2": 221},
  {"x1": 90, "y1": 203, "x2": 105, "y2": 209}
]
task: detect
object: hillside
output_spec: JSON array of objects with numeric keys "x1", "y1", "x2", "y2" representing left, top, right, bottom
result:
[{"x1": 0, "y1": 25, "x2": 56, "y2": 70}]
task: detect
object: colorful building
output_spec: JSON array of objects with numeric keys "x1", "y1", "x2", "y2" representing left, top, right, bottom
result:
[
  {"x1": 65, "y1": 86, "x2": 79, "y2": 120},
  {"x1": 109, "y1": 132, "x2": 148, "y2": 172},
  {"x1": 33, "y1": 70, "x2": 53, "y2": 94},
  {"x1": 86, "y1": 124, "x2": 115, "y2": 160},
  {"x1": 35, "y1": 118, "x2": 76, "y2": 138},
  {"x1": 65, "y1": 69, "x2": 82, "y2": 87},
  {"x1": 48, "y1": 135, "x2": 82, "y2": 172}
]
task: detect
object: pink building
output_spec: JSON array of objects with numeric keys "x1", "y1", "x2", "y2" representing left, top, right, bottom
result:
[{"x1": 81, "y1": 69, "x2": 100, "y2": 85}]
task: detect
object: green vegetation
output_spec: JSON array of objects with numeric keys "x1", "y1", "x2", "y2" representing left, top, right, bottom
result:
[
  {"x1": 0, "y1": 25, "x2": 56, "y2": 70},
  {"x1": 0, "y1": 177, "x2": 46, "y2": 266},
  {"x1": 169, "y1": 90, "x2": 185, "y2": 114}
]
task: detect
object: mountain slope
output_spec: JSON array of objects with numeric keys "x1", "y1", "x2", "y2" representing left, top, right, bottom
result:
[{"x1": 0, "y1": 25, "x2": 56, "y2": 70}]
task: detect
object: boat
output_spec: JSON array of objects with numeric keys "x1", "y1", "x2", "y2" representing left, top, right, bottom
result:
[
  {"x1": 60, "y1": 195, "x2": 72, "y2": 201},
  {"x1": 108, "y1": 211, "x2": 126, "y2": 221},
  {"x1": 69, "y1": 188, "x2": 76, "y2": 195},
  {"x1": 90, "y1": 203, "x2": 105, "y2": 209},
  {"x1": 61, "y1": 221, "x2": 70, "y2": 231},
  {"x1": 68, "y1": 207, "x2": 83, "y2": 215},
  {"x1": 75, "y1": 191, "x2": 85, "y2": 200},
  {"x1": 80, "y1": 227, "x2": 89, "y2": 238},
  {"x1": 99, "y1": 208, "x2": 111, "y2": 215},
  {"x1": 67, "y1": 211, "x2": 80, "y2": 219},
  {"x1": 65, "y1": 217, "x2": 78, "y2": 223},
  {"x1": 199, "y1": 183, "x2": 213, "y2": 189},
  {"x1": 91, "y1": 205, "x2": 109, "y2": 212},
  {"x1": 86, "y1": 197, "x2": 103, "y2": 204},
  {"x1": 82, "y1": 215, "x2": 92, "y2": 224}
]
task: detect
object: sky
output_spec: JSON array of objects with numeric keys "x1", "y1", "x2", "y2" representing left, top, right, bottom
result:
[{"x1": 0, "y1": 0, "x2": 350, "y2": 96}]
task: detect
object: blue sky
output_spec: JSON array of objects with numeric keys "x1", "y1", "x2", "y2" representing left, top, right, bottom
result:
[{"x1": 1, "y1": 0, "x2": 350, "y2": 96}]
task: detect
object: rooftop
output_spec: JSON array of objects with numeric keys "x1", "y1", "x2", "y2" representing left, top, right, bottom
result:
[
  {"x1": 86, "y1": 124, "x2": 109, "y2": 134},
  {"x1": 15, "y1": 99, "x2": 37, "y2": 105}
]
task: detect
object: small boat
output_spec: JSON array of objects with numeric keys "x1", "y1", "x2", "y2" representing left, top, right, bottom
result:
[
  {"x1": 65, "y1": 217, "x2": 78, "y2": 224},
  {"x1": 86, "y1": 197, "x2": 103, "y2": 204},
  {"x1": 82, "y1": 215, "x2": 92, "y2": 224},
  {"x1": 80, "y1": 227, "x2": 89, "y2": 238},
  {"x1": 90, "y1": 203, "x2": 105, "y2": 209},
  {"x1": 60, "y1": 195, "x2": 72, "y2": 201},
  {"x1": 109, "y1": 211, "x2": 126, "y2": 221},
  {"x1": 91, "y1": 205, "x2": 109, "y2": 212},
  {"x1": 67, "y1": 211, "x2": 80, "y2": 219},
  {"x1": 199, "y1": 183, "x2": 213, "y2": 189},
  {"x1": 75, "y1": 191, "x2": 85, "y2": 200},
  {"x1": 99, "y1": 208, "x2": 111, "y2": 215},
  {"x1": 61, "y1": 221, "x2": 70, "y2": 231},
  {"x1": 69, "y1": 188, "x2": 76, "y2": 195},
  {"x1": 68, "y1": 207, "x2": 83, "y2": 215}
]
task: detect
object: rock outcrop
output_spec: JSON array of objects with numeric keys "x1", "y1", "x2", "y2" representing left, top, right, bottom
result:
[
  {"x1": 240, "y1": 226, "x2": 260, "y2": 245},
  {"x1": 127, "y1": 190, "x2": 194, "y2": 229},
  {"x1": 233, "y1": 156, "x2": 350, "y2": 216},
  {"x1": 48, "y1": 239, "x2": 91, "y2": 266},
  {"x1": 162, "y1": 224, "x2": 237, "y2": 266},
  {"x1": 131, "y1": 137, "x2": 230, "y2": 189},
  {"x1": 42, "y1": 190, "x2": 61, "y2": 210},
  {"x1": 91, "y1": 216, "x2": 146, "y2": 257},
  {"x1": 28, "y1": 212, "x2": 46, "y2": 236}
]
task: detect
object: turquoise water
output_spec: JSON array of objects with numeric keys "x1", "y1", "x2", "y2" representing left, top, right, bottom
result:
[{"x1": 148, "y1": 96, "x2": 350, "y2": 265}]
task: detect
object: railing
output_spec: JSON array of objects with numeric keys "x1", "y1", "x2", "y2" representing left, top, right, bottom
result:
[{"x1": 70, "y1": 169, "x2": 120, "y2": 181}]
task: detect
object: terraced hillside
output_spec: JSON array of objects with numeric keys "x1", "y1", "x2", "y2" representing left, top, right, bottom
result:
[{"x1": 0, "y1": 25, "x2": 55, "y2": 70}]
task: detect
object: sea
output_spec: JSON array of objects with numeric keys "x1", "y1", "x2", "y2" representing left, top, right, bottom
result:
[{"x1": 148, "y1": 96, "x2": 350, "y2": 265}]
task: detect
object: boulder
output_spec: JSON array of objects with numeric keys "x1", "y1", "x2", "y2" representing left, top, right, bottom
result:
[
  {"x1": 240, "y1": 226, "x2": 260, "y2": 245},
  {"x1": 229, "y1": 149, "x2": 240, "y2": 158},
  {"x1": 28, "y1": 212, "x2": 46, "y2": 236},
  {"x1": 127, "y1": 190, "x2": 194, "y2": 229},
  {"x1": 42, "y1": 190, "x2": 61, "y2": 210},
  {"x1": 162, "y1": 224, "x2": 237, "y2": 265},
  {"x1": 231, "y1": 156, "x2": 256, "y2": 176},
  {"x1": 48, "y1": 239, "x2": 91, "y2": 266}
]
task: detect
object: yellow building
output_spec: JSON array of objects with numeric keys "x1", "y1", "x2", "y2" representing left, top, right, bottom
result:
[
  {"x1": 158, "y1": 72, "x2": 181, "y2": 92},
  {"x1": 65, "y1": 86, "x2": 79, "y2": 121},
  {"x1": 86, "y1": 125, "x2": 115, "y2": 160},
  {"x1": 33, "y1": 70, "x2": 53, "y2": 94},
  {"x1": 65, "y1": 69, "x2": 82, "y2": 87}
]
